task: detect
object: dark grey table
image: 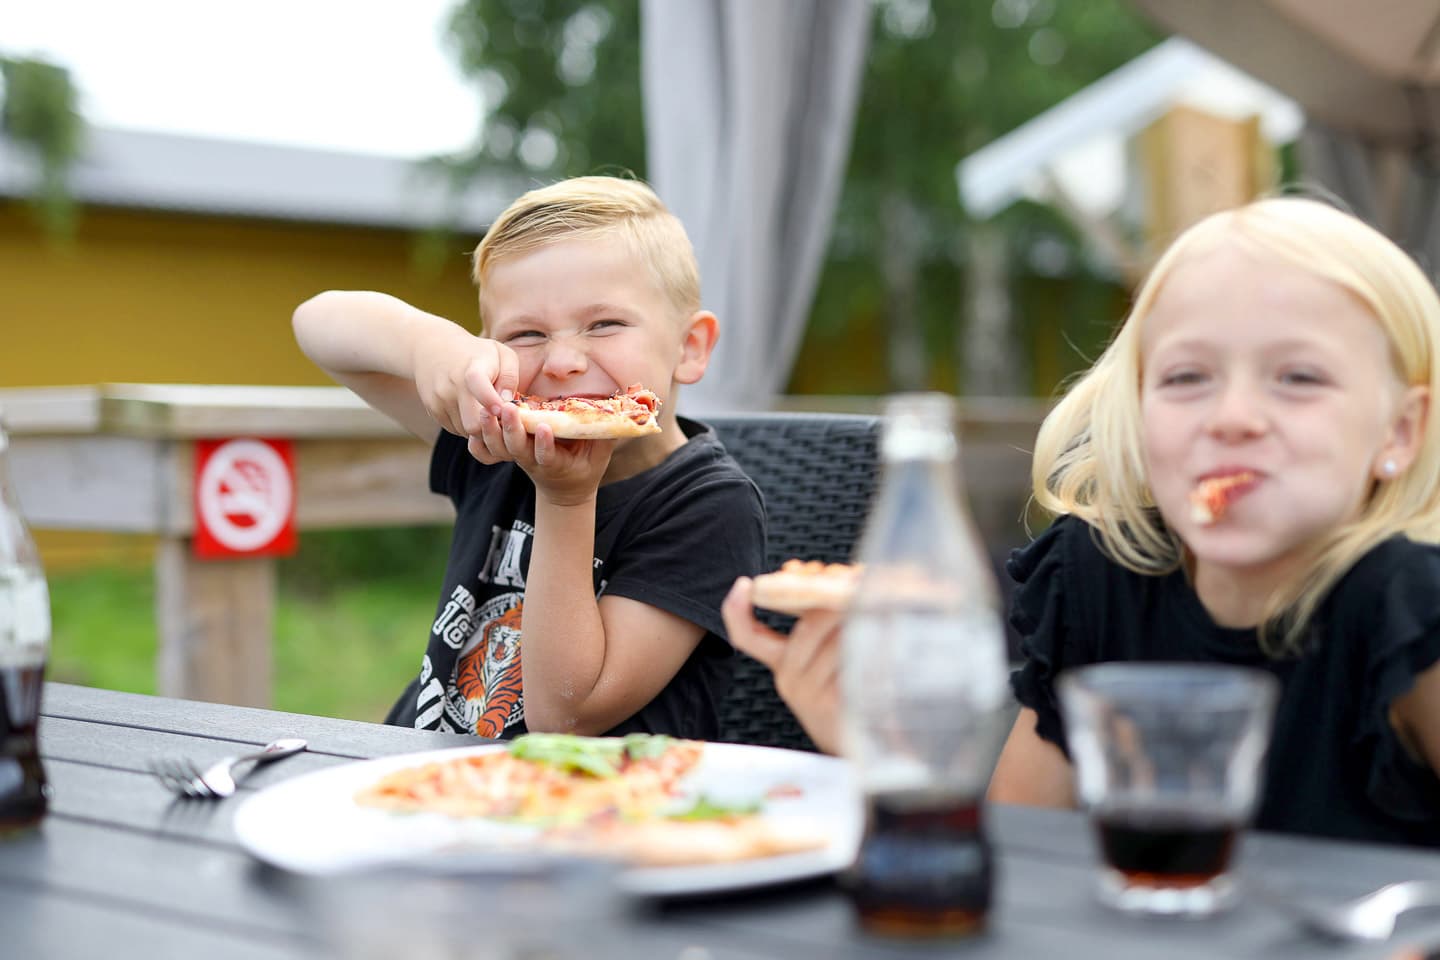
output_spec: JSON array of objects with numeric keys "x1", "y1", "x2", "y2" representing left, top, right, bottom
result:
[{"x1": 6, "y1": 682, "x2": 1440, "y2": 959}]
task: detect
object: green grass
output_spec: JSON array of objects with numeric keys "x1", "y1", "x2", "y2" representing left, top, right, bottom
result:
[{"x1": 47, "y1": 528, "x2": 451, "y2": 723}]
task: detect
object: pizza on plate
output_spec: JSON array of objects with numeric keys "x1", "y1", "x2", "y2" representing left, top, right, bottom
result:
[
  {"x1": 1188, "y1": 471, "x2": 1255, "y2": 525},
  {"x1": 510, "y1": 384, "x2": 661, "y2": 439},
  {"x1": 749, "y1": 559, "x2": 862, "y2": 616},
  {"x1": 353, "y1": 733, "x2": 823, "y2": 866}
]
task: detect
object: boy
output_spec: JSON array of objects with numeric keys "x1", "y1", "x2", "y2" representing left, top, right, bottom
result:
[{"x1": 293, "y1": 176, "x2": 765, "y2": 740}]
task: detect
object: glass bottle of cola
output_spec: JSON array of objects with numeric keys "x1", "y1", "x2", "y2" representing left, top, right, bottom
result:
[
  {"x1": 0, "y1": 422, "x2": 50, "y2": 833},
  {"x1": 840, "y1": 393, "x2": 1011, "y2": 937}
]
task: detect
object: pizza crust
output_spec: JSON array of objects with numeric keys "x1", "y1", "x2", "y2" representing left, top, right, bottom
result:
[
  {"x1": 551, "y1": 818, "x2": 826, "y2": 867},
  {"x1": 514, "y1": 405, "x2": 661, "y2": 439},
  {"x1": 750, "y1": 560, "x2": 861, "y2": 616}
]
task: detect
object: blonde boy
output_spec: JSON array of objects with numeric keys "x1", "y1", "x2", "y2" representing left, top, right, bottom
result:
[{"x1": 294, "y1": 176, "x2": 765, "y2": 739}]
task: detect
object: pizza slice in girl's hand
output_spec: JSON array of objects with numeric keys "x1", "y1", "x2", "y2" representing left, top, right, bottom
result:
[
  {"x1": 510, "y1": 384, "x2": 661, "y2": 439},
  {"x1": 1189, "y1": 471, "x2": 1255, "y2": 525},
  {"x1": 749, "y1": 559, "x2": 862, "y2": 616}
]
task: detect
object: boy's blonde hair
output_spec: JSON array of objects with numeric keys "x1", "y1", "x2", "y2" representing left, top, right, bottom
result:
[
  {"x1": 472, "y1": 176, "x2": 700, "y2": 324},
  {"x1": 1033, "y1": 196, "x2": 1440, "y2": 654}
]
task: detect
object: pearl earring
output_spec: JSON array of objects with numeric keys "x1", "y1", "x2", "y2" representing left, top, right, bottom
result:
[{"x1": 1382, "y1": 458, "x2": 1398, "y2": 477}]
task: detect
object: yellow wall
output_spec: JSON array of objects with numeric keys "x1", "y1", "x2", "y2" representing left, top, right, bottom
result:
[
  {"x1": 1, "y1": 201, "x2": 484, "y2": 387},
  {"x1": 1, "y1": 201, "x2": 485, "y2": 566}
]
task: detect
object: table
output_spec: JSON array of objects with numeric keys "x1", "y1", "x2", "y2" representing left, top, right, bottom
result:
[{"x1": 8, "y1": 683, "x2": 1440, "y2": 959}]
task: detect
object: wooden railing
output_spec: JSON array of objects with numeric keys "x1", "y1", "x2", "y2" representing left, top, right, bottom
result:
[{"x1": 1, "y1": 384, "x2": 1045, "y2": 709}]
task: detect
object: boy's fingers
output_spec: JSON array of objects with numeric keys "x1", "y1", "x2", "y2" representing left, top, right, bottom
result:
[
  {"x1": 532, "y1": 423, "x2": 554, "y2": 464},
  {"x1": 457, "y1": 391, "x2": 490, "y2": 436},
  {"x1": 493, "y1": 348, "x2": 520, "y2": 407},
  {"x1": 466, "y1": 435, "x2": 499, "y2": 464},
  {"x1": 497, "y1": 403, "x2": 533, "y2": 458},
  {"x1": 463, "y1": 357, "x2": 505, "y2": 415}
]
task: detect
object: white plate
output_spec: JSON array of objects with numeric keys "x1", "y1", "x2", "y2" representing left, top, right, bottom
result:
[{"x1": 232, "y1": 742, "x2": 863, "y2": 896}]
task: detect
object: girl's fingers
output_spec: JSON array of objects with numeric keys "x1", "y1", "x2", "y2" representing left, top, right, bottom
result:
[
  {"x1": 783, "y1": 611, "x2": 843, "y2": 676},
  {"x1": 722, "y1": 579, "x2": 788, "y2": 670}
]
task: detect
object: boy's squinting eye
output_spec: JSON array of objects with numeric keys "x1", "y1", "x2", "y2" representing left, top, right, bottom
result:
[
  {"x1": 588, "y1": 319, "x2": 626, "y2": 333},
  {"x1": 504, "y1": 329, "x2": 546, "y2": 344}
]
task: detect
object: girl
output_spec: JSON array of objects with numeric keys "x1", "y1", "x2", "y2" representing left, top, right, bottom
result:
[{"x1": 725, "y1": 197, "x2": 1440, "y2": 845}]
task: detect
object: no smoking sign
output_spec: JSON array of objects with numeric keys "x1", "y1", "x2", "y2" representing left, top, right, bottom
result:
[{"x1": 193, "y1": 438, "x2": 298, "y2": 559}]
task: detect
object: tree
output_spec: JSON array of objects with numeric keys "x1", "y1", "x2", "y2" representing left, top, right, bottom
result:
[
  {"x1": 0, "y1": 55, "x2": 84, "y2": 236},
  {"x1": 441, "y1": 0, "x2": 1162, "y2": 395}
]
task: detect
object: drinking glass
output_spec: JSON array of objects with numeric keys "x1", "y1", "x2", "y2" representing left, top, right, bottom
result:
[{"x1": 1058, "y1": 663, "x2": 1278, "y2": 917}]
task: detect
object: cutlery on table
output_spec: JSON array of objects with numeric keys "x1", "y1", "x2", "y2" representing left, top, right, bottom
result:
[
  {"x1": 1259, "y1": 879, "x2": 1440, "y2": 942},
  {"x1": 148, "y1": 737, "x2": 308, "y2": 799}
]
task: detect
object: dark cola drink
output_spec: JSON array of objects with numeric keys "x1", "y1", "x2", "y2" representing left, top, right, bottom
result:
[
  {"x1": 0, "y1": 657, "x2": 48, "y2": 832},
  {"x1": 844, "y1": 792, "x2": 993, "y2": 937},
  {"x1": 1096, "y1": 807, "x2": 1238, "y2": 889}
]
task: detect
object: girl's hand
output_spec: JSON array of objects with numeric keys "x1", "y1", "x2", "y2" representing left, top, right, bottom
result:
[
  {"x1": 467, "y1": 402, "x2": 614, "y2": 505},
  {"x1": 722, "y1": 577, "x2": 843, "y2": 755},
  {"x1": 411, "y1": 329, "x2": 520, "y2": 437}
]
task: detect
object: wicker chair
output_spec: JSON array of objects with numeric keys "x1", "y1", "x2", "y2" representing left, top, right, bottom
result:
[{"x1": 707, "y1": 412, "x2": 882, "y2": 750}]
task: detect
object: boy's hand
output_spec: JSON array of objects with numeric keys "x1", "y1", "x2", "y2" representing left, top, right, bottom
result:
[
  {"x1": 468, "y1": 403, "x2": 615, "y2": 505},
  {"x1": 411, "y1": 329, "x2": 520, "y2": 437}
]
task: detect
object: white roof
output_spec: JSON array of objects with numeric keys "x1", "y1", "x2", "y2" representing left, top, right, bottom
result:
[
  {"x1": 0, "y1": 125, "x2": 518, "y2": 232},
  {"x1": 957, "y1": 37, "x2": 1305, "y2": 219}
]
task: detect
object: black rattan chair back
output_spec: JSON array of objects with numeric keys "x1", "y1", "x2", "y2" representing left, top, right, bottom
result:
[{"x1": 708, "y1": 412, "x2": 882, "y2": 750}]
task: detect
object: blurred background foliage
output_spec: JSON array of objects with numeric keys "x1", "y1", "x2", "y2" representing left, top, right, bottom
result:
[
  {"x1": 441, "y1": 0, "x2": 1162, "y2": 397},
  {"x1": 0, "y1": 54, "x2": 83, "y2": 237}
]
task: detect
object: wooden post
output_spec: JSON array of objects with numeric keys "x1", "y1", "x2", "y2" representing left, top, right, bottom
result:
[
  {"x1": 1139, "y1": 104, "x2": 1271, "y2": 252},
  {"x1": 155, "y1": 540, "x2": 275, "y2": 706}
]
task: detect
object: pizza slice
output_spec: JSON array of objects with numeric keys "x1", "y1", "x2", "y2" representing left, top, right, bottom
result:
[
  {"x1": 750, "y1": 559, "x2": 862, "y2": 616},
  {"x1": 510, "y1": 384, "x2": 661, "y2": 439},
  {"x1": 354, "y1": 733, "x2": 702, "y2": 824},
  {"x1": 1188, "y1": 471, "x2": 1255, "y2": 525}
]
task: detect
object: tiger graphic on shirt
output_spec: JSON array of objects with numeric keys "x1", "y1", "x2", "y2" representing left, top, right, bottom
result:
[
  {"x1": 415, "y1": 517, "x2": 606, "y2": 736},
  {"x1": 454, "y1": 597, "x2": 525, "y2": 737}
]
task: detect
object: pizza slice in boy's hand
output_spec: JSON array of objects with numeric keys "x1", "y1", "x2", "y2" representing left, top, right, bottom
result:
[
  {"x1": 749, "y1": 559, "x2": 862, "y2": 616},
  {"x1": 1189, "y1": 471, "x2": 1255, "y2": 525},
  {"x1": 510, "y1": 384, "x2": 661, "y2": 439}
]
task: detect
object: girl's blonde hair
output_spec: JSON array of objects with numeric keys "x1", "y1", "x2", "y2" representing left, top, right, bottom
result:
[
  {"x1": 472, "y1": 175, "x2": 700, "y2": 324},
  {"x1": 1033, "y1": 196, "x2": 1440, "y2": 653}
]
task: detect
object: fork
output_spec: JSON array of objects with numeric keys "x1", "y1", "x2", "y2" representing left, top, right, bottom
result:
[
  {"x1": 1259, "y1": 879, "x2": 1440, "y2": 941},
  {"x1": 149, "y1": 737, "x2": 308, "y2": 799}
]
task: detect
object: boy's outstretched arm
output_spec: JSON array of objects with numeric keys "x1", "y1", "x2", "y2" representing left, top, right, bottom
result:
[{"x1": 292, "y1": 291, "x2": 518, "y2": 440}]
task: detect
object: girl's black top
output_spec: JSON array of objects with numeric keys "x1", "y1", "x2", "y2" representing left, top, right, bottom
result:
[{"x1": 1009, "y1": 514, "x2": 1440, "y2": 847}]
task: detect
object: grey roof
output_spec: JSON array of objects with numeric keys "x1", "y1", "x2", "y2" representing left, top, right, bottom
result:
[{"x1": 0, "y1": 125, "x2": 520, "y2": 232}]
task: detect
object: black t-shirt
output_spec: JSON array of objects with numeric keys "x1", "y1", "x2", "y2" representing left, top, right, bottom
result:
[
  {"x1": 1009, "y1": 514, "x2": 1440, "y2": 847},
  {"x1": 385, "y1": 417, "x2": 766, "y2": 740}
]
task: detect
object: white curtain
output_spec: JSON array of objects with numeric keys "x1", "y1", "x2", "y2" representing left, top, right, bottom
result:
[{"x1": 640, "y1": 0, "x2": 872, "y2": 412}]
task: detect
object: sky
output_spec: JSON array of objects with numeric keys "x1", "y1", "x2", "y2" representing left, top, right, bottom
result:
[{"x1": 0, "y1": 0, "x2": 485, "y2": 158}]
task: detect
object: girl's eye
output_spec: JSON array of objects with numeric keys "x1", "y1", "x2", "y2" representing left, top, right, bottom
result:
[
  {"x1": 506, "y1": 330, "x2": 545, "y2": 343},
  {"x1": 1158, "y1": 369, "x2": 1207, "y2": 387},
  {"x1": 589, "y1": 319, "x2": 625, "y2": 332}
]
